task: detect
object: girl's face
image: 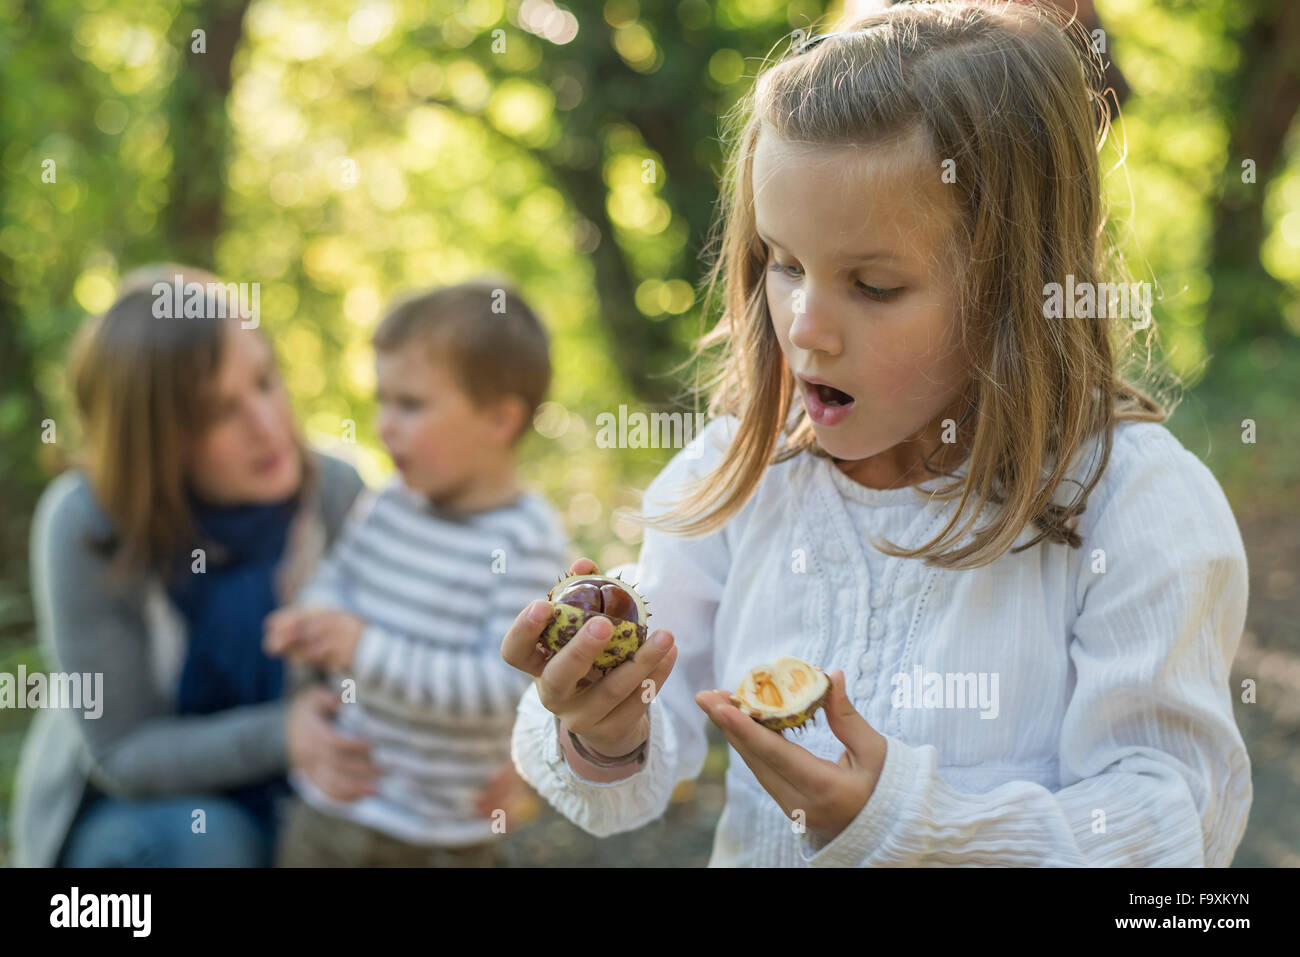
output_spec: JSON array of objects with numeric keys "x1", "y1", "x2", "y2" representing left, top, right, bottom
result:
[
  {"x1": 753, "y1": 124, "x2": 972, "y2": 487},
  {"x1": 185, "y1": 326, "x2": 302, "y2": 505}
]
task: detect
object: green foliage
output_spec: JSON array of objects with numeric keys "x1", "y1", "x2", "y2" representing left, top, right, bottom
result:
[
  {"x1": 1165, "y1": 339, "x2": 1300, "y2": 517},
  {"x1": 1, "y1": 0, "x2": 1298, "y2": 862}
]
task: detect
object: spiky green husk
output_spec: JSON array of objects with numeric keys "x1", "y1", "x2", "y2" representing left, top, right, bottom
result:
[{"x1": 539, "y1": 571, "x2": 651, "y2": 673}]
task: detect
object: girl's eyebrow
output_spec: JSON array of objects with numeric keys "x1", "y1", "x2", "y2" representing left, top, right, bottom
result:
[{"x1": 757, "y1": 228, "x2": 900, "y2": 265}]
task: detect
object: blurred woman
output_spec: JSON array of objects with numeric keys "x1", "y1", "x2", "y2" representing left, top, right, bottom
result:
[{"x1": 11, "y1": 264, "x2": 380, "y2": 867}]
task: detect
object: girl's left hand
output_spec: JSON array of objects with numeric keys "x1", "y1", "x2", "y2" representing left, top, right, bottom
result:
[{"x1": 695, "y1": 669, "x2": 887, "y2": 845}]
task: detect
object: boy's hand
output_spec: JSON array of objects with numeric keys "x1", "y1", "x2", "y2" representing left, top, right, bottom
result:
[
  {"x1": 694, "y1": 670, "x2": 887, "y2": 845},
  {"x1": 473, "y1": 762, "x2": 540, "y2": 829},
  {"x1": 263, "y1": 608, "x2": 306, "y2": 656},
  {"x1": 264, "y1": 607, "x2": 366, "y2": 671}
]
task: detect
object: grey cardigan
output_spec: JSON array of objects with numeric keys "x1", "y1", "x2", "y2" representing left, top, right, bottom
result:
[{"x1": 10, "y1": 451, "x2": 364, "y2": 867}]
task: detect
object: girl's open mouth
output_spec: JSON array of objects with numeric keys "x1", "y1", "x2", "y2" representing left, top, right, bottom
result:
[{"x1": 799, "y1": 376, "x2": 856, "y2": 426}]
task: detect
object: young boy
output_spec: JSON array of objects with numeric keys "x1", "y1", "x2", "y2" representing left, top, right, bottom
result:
[{"x1": 265, "y1": 279, "x2": 572, "y2": 867}]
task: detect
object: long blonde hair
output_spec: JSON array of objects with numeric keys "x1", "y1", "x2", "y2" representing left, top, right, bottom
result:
[{"x1": 648, "y1": 0, "x2": 1171, "y2": 569}]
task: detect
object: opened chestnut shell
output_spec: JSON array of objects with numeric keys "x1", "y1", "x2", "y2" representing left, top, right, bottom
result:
[
  {"x1": 729, "y1": 656, "x2": 831, "y2": 731},
  {"x1": 540, "y1": 572, "x2": 650, "y2": 672}
]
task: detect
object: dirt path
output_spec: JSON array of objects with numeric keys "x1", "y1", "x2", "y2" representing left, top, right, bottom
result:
[{"x1": 1225, "y1": 511, "x2": 1300, "y2": 867}]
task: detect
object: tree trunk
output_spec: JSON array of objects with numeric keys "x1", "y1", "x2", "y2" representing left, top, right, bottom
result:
[
  {"x1": 163, "y1": 0, "x2": 252, "y2": 268},
  {"x1": 1205, "y1": 0, "x2": 1300, "y2": 358}
]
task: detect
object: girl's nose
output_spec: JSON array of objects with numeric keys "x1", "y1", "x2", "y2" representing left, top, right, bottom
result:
[{"x1": 786, "y1": 288, "x2": 842, "y2": 356}]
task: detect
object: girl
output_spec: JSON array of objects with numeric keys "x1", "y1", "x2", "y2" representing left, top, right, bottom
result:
[{"x1": 501, "y1": 1, "x2": 1251, "y2": 866}]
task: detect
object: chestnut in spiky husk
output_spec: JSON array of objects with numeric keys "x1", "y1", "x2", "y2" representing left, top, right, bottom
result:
[
  {"x1": 540, "y1": 572, "x2": 650, "y2": 672},
  {"x1": 730, "y1": 656, "x2": 831, "y2": 731}
]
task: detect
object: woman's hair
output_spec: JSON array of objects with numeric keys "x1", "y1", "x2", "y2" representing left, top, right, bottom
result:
[
  {"x1": 648, "y1": 0, "x2": 1172, "y2": 569},
  {"x1": 69, "y1": 263, "x2": 315, "y2": 577}
]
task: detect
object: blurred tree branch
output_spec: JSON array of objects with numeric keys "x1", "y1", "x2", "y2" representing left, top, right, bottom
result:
[
  {"x1": 1205, "y1": 0, "x2": 1300, "y2": 357},
  {"x1": 163, "y1": 0, "x2": 251, "y2": 267}
]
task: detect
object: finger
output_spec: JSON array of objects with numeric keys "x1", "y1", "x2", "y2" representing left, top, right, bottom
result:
[
  {"x1": 823, "y1": 670, "x2": 885, "y2": 767},
  {"x1": 572, "y1": 642, "x2": 678, "y2": 746},
  {"x1": 319, "y1": 721, "x2": 378, "y2": 762},
  {"x1": 279, "y1": 636, "x2": 315, "y2": 665},
  {"x1": 314, "y1": 764, "x2": 373, "y2": 802},
  {"x1": 696, "y1": 690, "x2": 833, "y2": 811},
  {"x1": 263, "y1": 620, "x2": 296, "y2": 655},
  {"x1": 263, "y1": 609, "x2": 293, "y2": 634},
  {"x1": 566, "y1": 631, "x2": 676, "y2": 730},
  {"x1": 274, "y1": 633, "x2": 308, "y2": 660},
  {"x1": 327, "y1": 747, "x2": 381, "y2": 779},
  {"x1": 536, "y1": 615, "x2": 617, "y2": 707},
  {"x1": 499, "y1": 559, "x2": 601, "y2": 678},
  {"x1": 301, "y1": 615, "x2": 325, "y2": 646},
  {"x1": 302, "y1": 631, "x2": 327, "y2": 662},
  {"x1": 310, "y1": 766, "x2": 348, "y2": 801},
  {"x1": 501, "y1": 600, "x2": 559, "y2": 678},
  {"x1": 323, "y1": 727, "x2": 375, "y2": 759},
  {"x1": 727, "y1": 737, "x2": 807, "y2": 822},
  {"x1": 306, "y1": 686, "x2": 341, "y2": 715},
  {"x1": 714, "y1": 740, "x2": 805, "y2": 822}
]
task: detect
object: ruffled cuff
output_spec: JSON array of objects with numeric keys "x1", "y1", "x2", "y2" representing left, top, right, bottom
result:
[
  {"x1": 510, "y1": 682, "x2": 678, "y2": 838},
  {"x1": 796, "y1": 733, "x2": 925, "y2": 866}
]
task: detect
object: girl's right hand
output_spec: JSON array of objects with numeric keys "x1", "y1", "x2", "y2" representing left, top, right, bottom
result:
[
  {"x1": 285, "y1": 685, "x2": 380, "y2": 801},
  {"x1": 500, "y1": 557, "x2": 678, "y2": 757}
]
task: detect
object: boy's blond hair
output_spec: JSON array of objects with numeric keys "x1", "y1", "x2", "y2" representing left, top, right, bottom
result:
[{"x1": 372, "y1": 278, "x2": 551, "y2": 446}]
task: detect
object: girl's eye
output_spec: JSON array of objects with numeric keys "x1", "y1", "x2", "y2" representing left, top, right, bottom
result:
[
  {"x1": 768, "y1": 260, "x2": 803, "y2": 280},
  {"x1": 768, "y1": 251, "x2": 902, "y2": 302},
  {"x1": 399, "y1": 398, "x2": 424, "y2": 413},
  {"x1": 858, "y1": 282, "x2": 903, "y2": 302},
  {"x1": 764, "y1": 261, "x2": 899, "y2": 302}
]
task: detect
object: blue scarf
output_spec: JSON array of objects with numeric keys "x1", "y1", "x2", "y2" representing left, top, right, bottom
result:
[{"x1": 165, "y1": 491, "x2": 299, "y2": 837}]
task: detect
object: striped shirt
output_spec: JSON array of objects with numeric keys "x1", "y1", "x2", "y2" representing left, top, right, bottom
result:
[{"x1": 290, "y1": 476, "x2": 571, "y2": 847}]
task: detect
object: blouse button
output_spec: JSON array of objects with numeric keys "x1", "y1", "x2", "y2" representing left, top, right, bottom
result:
[
  {"x1": 870, "y1": 588, "x2": 885, "y2": 608},
  {"x1": 868, "y1": 618, "x2": 884, "y2": 639}
]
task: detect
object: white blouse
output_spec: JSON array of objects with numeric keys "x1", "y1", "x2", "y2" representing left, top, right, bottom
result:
[{"x1": 510, "y1": 414, "x2": 1252, "y2": 866}]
